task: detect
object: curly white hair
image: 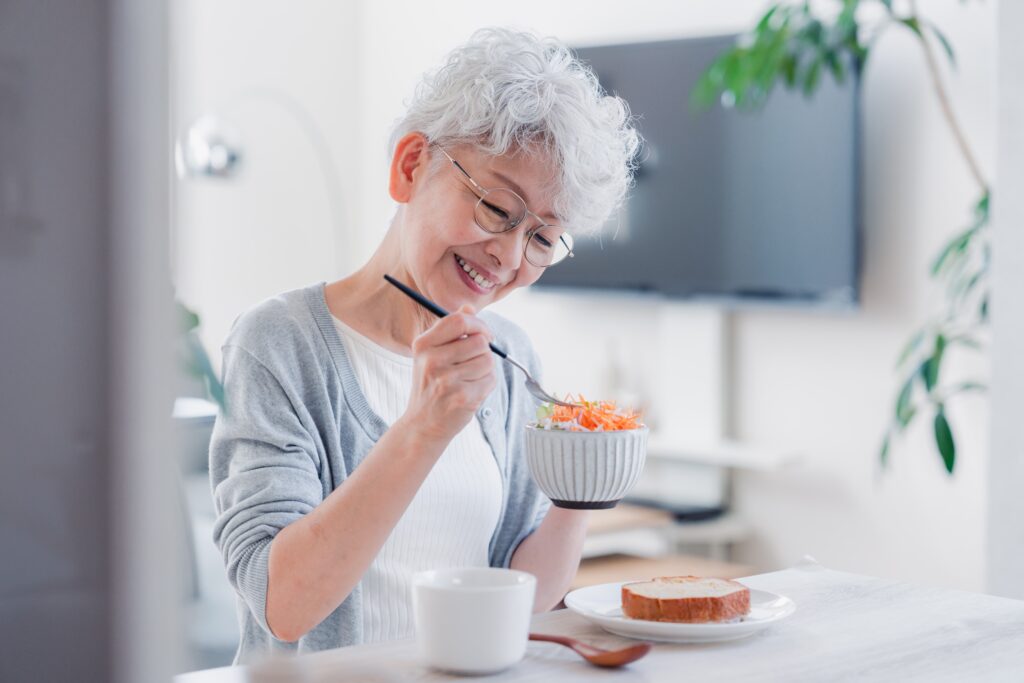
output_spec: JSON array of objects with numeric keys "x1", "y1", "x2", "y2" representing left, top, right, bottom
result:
[{"x1": 389, "y1": 27, "x2": 641, "y2": 235}]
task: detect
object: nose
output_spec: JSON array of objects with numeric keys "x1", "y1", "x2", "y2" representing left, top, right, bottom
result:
[{"x1": 484, "y1": 226, "x2": 527, "y2": 272}]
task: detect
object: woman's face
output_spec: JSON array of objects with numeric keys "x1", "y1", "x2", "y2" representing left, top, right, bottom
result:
[{"x1": 393, "y1": 136, "x2": 562, "y2": 313}]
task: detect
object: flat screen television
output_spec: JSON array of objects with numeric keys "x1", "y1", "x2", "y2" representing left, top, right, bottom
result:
[{"x1": 536, "y1": 35, "x2": 860, "y2": 306}]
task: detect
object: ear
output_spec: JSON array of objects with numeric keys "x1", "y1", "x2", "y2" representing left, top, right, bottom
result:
[{"x1": 389, "y1": 132, "x2": 430, "y2": 203}]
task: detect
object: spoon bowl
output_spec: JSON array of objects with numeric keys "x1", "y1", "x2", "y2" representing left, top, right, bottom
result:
[{"x1": 529, "y1": 633, "x2": 652, "y2": 668}]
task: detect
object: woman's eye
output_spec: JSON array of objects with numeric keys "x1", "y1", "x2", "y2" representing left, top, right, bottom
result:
[
  {"x1": 534, "y1": 234, "x2": 554, "y2": 249},
  {"x1": 482, "y1": 200, "x2": 510, "y2": 221}
]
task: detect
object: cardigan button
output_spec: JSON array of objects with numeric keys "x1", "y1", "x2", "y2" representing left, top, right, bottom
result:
[{"x1": 480, "y1": 407, "x2": 494, "y2": 420}]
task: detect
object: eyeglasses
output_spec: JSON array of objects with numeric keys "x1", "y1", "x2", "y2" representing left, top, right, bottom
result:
[{"x1": 437, "y1": 147, "x2": 574, "y2": 268}]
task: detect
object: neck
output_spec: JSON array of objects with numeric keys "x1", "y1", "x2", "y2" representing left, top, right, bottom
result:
[{"x1": 326, "y1": 223, "x2": 437, "y2": 353}]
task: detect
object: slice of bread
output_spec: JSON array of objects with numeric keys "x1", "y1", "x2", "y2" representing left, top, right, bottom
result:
[{"x1": 621, "y1": 576, "x2": 751, "y2": 623}]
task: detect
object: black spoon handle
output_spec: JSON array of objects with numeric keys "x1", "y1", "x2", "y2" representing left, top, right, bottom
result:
[{"x1": 383, "y1": 274, "x2": 508, "y2": 359}]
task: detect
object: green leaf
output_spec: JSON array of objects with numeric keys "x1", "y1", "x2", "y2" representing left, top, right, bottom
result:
[
  {"x1": 805, "y1": 18, "x2": 824, "y2": 44},
  {"x1": 960, "y1": 270, "x2": 984, "y2": 296},
  {"x1": 934, "y1": 332, "x2": 947, "y2": 359},
  {"x1": 948, "y1": 334, "x2": 983, "y2": 351},
  {"x1": 919, "y1": 334, "x2": 946, "y2": 392},
  {"x1": 722, "y1": 51, "x2": 746, "y2": 97},
  {"x1": 928, "y1": 23, "x2": 957, "y2": 69},
  {"x1": 803, "y1": 56, "x2": 822, "y2": 95},
  {"x1": 897, "y1": 403, "x2": 917, "y2": 430},
  {"x1": 176, "y1": 300, "x2": 201, "y2": 332},
  {"x1": 896, "y1": 328, "x2": 926, "y2": 368},
  {"x1": 933, "y1": 407, "x2": 956, "y2": 474},
  {"x1": 918, "y1": 360, "x2": 934, "y2": 392},
  {"x1": 689, "y1": 0, "x2": 869, "y2": 112},
  {"x1": 755, "y1": 4, "x2": 782, "y2": 33},
  {"x1": 880, "y1": 431, "x2": 891, "y2": 468},
  {"x1": 825, "y1": 50, "x2": 846, "y2": 82},
  {"x1": 975, "y1": 191, "x2": 991, "y2": 219},
  {"x1": 931, "y1": 228, "x2": 975, "y2": 276},
  {"x1": 183, "y1": 331, "x2": 226, "y2": 410},
  {"x1": 898, "y1": 16, "x2": 924, "y2": 39},
  {"x1": 948, "y1": 381, "x2": 987, "y2": 394},
  {"x1": 782, "y1": 54, "x2": 798, "y2": 86},
  {"x1": 690, "y1": 71, "x2": 721, "y2": 111},
  {"x1": 896, "y1": 375, "x2": 915, "y2": 427}
]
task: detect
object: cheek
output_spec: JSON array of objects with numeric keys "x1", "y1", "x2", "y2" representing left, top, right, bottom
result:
[
  {"x1": 407, "y1": 211, "x2": 475, "y2": 261},
  {"x1": 429, "y1": 201, "x2": 482, "y2": 249},
  {"x1": 510, "y1": 265, "x2": 544, "y2": 289}
]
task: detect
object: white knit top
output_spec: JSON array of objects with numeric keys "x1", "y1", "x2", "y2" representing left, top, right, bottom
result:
[{"x1": 331, "y1": 315, "x2": 503, "y2": 643}]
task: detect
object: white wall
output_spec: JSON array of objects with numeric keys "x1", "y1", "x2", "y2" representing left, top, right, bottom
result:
[
  {"x1": 173, "y1": 1, "x2": 997, "y2": 592},
  {"x1": 987, "y1": 0, "x2": 1024, "y2": 599},
  {"x1": 172, "y1": 0, "x2": 362, "y2": 361}
]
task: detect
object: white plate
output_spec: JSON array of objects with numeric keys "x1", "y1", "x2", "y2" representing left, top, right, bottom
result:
[{"x1": 564, "y1": 582, "x2": 795, "y2": 643}]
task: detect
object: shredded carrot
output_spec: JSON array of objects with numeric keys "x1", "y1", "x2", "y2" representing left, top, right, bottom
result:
[{"x1": 541, "y1": 395, "x2": 643, "y2": 431}]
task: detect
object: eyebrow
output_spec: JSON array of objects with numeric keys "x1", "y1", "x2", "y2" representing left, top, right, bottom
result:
[{"x1": 486, "y1": 169, "x2": 559, "y2": 224}]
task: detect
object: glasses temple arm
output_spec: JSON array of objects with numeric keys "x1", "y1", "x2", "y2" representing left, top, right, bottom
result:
[{"x1": 439, "y1": 147, "x2": 487, "y2": 196}]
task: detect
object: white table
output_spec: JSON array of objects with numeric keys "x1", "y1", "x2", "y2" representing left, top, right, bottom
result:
[{"x1": 176, "y1": 563, "x2": 1024, "y2": 682}]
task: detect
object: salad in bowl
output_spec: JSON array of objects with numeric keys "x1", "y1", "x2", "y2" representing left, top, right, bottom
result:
[{"x1": 525, "y1": 397, "x2": 648, "y2": 509}]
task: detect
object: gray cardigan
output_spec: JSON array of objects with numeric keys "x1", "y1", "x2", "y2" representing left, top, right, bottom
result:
[{"x1": 209, "y1": 282, "x2": 550, "y2": 662}]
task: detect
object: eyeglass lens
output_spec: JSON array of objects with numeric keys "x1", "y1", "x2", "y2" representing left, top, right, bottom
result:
[{"x1": 473, "y1": 189, "x2": 572, "y2": 266}]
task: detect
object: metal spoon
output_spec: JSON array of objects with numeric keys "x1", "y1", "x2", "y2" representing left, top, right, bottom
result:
[
  {"x1": 383, "y1": 274, "x2": 580, "y2": 408},
  {"x1": 529, "y1": 633, "x2": 652, "y2": 668}
]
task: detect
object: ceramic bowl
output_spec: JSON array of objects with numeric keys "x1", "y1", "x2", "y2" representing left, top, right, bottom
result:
[{"x1": 524, "y1": 425, "x2": 648, "y2": 509}]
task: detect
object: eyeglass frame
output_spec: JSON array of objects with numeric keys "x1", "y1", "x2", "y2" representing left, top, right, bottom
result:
[{"x1": 435, "y1": 146, "x2": 574, "y2": 267}]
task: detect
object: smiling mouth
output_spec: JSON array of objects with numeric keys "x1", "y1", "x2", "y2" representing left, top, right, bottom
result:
[{"x1": 454, "y1": 254, "x2": 497, "y2": 290}]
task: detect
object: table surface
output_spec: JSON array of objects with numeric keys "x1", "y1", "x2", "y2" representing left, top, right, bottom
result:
[{"x1": 176, "y1": 562, "x2": 1024, "y2": 682}]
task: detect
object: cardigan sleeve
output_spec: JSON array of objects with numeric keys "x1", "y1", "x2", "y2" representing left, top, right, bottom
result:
[
  {"x1": 208, "y1": 343, "x2": 326, "y2": 636},
  {"x1": 487, "y1": 318, "x2": 552, "y2": 568}
]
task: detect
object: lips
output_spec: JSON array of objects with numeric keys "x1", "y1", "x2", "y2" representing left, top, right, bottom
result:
[{"x1": 454, "y1": 253, "x2": 498, "y2": 291}]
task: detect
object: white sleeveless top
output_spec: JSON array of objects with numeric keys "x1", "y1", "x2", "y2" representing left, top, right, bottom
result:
[{"x1": 332, "y1": 316, "x2": 503, "y2": 643}]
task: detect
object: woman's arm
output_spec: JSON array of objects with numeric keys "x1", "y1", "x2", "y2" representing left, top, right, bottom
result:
[
  {"x1": 264, "y1": 305, "x2": 497, "y2": 642},
  {"x1": 265, "y1": 415, "x2": 446, "y2": 642},
  {"x1": 509, "y1": 507, "x2": 590, "y2": 611}
]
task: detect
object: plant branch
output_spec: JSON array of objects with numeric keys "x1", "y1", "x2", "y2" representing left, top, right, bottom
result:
[{"x1": 908, "y1": 0, "x2": 989, "y2": 195}]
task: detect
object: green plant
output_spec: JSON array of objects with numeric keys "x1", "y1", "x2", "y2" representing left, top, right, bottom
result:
[
  {"x1": 691, "y1": 0, "x2": 990, "y2": 474},
  {"x1": 177, "y1": 299, "x2": 225, "y2": 409}
]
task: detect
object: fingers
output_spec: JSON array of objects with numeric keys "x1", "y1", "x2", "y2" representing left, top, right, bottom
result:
[
  {"x1": 412, "y1": 305, "x2": 494, "y2": 352},
  {"x1": 404, "y1": 304, "x2": 499, "y2": 439},
  {"x1": 417, "y1": 333, "x2": 494, "y2": 379},
  {"x1": 449, "y1": 351, "x2": 495, "y2": 383},
  {"x1": 444, "y1": 332, "x2": 493, "y2": 364}
]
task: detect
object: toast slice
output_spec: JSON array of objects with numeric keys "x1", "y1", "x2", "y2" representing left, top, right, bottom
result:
[{"x1": 621, "y1": 576, "x2": 751, "y2": 623}]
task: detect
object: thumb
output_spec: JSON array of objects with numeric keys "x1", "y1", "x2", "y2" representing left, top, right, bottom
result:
[{"x1": 457, "y1": 303, "x2": 476, "y2": 315}]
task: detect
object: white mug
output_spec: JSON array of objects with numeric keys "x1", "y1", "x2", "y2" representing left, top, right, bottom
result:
[{"x1": 411, "y1": 567, "x2": 537, "y2": 675}]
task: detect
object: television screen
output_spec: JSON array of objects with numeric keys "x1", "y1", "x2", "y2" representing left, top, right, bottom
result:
[{"x1": 537, "y1": 35, "x2": 860, "y2": 306}]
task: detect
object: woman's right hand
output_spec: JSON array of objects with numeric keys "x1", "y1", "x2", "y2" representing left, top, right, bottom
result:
[{"x1": 403, "y1": 304, "x2": 498, "y2": 445}]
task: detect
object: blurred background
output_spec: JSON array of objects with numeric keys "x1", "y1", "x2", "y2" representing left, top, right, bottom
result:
[{"x1": 4, "y1": 0, "x2": 1024, "y2": 680}]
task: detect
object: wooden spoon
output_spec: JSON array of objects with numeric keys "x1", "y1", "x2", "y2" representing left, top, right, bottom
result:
[{"x1": 529, "y1": 633, "x2": 652, "y2": 668}]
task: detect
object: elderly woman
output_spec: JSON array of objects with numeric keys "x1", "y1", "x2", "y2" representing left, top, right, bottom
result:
[{"x1": 210, "y1": 27, "x2": 639, "y2": 661}]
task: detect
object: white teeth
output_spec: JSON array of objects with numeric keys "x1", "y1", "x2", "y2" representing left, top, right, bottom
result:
[{"x1": 455, "y1": 255, "x2": 495, "y2": 289}]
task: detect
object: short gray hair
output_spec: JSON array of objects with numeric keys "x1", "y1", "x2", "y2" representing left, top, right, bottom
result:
[{"x1": 389, "y1": 28, "x2": 640, "y2": 235}]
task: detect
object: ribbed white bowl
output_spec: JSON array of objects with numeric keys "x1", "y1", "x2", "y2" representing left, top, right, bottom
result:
[{"x1": 524, "y1": 426, "x2": 648, "y2": 509}]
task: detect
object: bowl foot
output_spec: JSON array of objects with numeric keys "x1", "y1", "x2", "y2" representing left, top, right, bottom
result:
[{"x1": 550, "y1": 499, "x2": 621, "y2": 510}]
